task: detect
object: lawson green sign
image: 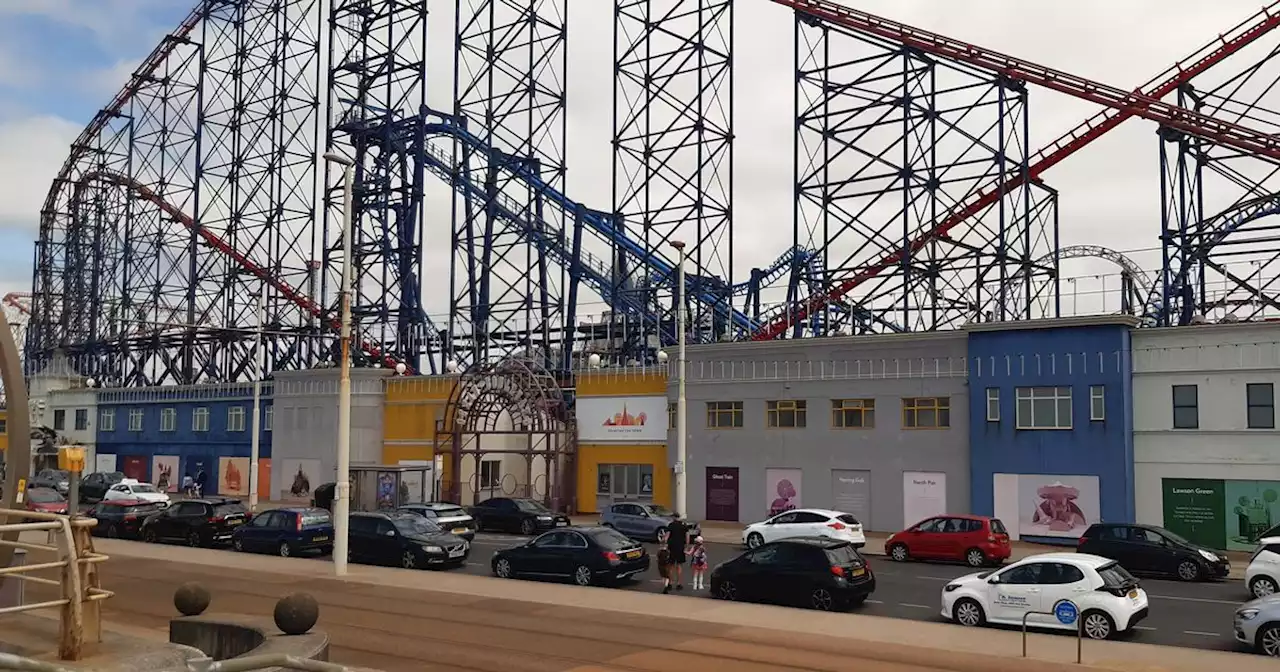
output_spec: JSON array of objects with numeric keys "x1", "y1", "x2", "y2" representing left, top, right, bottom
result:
[{"x1": 1162, "y1": 478, "x2": 1280, "y2": 551}]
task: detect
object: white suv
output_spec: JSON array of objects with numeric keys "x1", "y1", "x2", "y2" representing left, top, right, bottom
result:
[
  {"x1": 741, "y1": 508, "x2": 866, "y2": 549},
  {"x1": 941, "y1": 552, "x2": 1149, "y2": 640},
  {"x1": 1248, "y1": 536, "x2": 1280, "y2": 598}
]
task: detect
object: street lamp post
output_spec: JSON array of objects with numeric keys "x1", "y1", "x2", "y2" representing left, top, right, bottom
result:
[
  {"x1": 670, "y1": 240, "x2": 687, "y2": 517},
  {"x1": 249, "y1": 284, "x2": 265, "y2": 512},
  {"x1": 324, "y1": 151, "x2": 355, "y2": 576}
]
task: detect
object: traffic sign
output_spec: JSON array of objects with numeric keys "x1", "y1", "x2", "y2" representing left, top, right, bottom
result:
[{"x1": 1053, "y1": 599, "x2": 1078, "y2": 625}]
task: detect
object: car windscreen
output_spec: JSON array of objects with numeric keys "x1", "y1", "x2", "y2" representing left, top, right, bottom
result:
[
  {"x1": 28, "y1": 489, "x2": 63, "y2": 503},
  {"x1": 124, "y1": 504, "x2": 160, "y2": 515},
  {"x1": 823, "y1": 543, "x2": 862, "y2": 565},
  {"x1": 515, "y1": 500, "x2": 550, "y2": 513},
  {"x1": 213, "y1": 503, "x2": 245, "y2": 516},
  {"x1": 836, "y1": 514, "x2": 860, "y2": 525},
  {"x1": 989, "y1": 519, "x2": 1009, "y2": 535},
  {"x1": 647, "y1": 504, "x2": 675, "y2": 517},
  {"x1": 49, "y1": 471, "x2": 70, "y2": 481},
  {"x1": 392, "y1": 516, "x2": 442, "y2": 535},
  {"x1": 432, "y1": 506, "x2": 467, "y2": 517},
  {"x1": 300, "y1": 510, "x2": 332, "y2": 527},
  {"x1": 1158, "y1": 528, "x2": 1193, "y2": 546},
  {"x1": 1097, "y1": 562, "x2": 1138, "y2": 588},
  {"x1": 589, "y1": 528, "x2": 637, "y2": 550},
  {"x1": 130, "y1": 484, "x2": 159, "y2": 494},
  {"x1": 104, "y1": 472, "x2": 124, "y2": 482}
]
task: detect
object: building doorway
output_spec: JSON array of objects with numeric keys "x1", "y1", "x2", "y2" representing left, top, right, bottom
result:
[{"x1": 596, "y1": 463, "x2": 654, "y2": 512}]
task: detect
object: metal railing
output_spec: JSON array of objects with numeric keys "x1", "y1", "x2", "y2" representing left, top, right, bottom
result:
[
  {"x1": 0, "y1": 510, "x2": 113, "y2": 661},
  {"x1": 1020, "y1": 607, "x2": 1082, "y2": 664}
]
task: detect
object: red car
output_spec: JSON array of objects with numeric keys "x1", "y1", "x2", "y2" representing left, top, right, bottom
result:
[
  {"x1": 884, "y1": 514, "x2": 1011, "y2": 568},
  {"x1": 25, "y1": 487, "x2": 69, "y2": 515}
]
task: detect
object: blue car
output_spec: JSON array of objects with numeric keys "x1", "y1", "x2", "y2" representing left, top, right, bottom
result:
[{"x1": 231, "y1": 507, "x2": 334, "y2": 558}]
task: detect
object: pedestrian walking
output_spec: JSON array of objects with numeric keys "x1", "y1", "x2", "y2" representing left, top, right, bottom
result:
[
  {"x1": 688, "y1": 535, "x2": 709, "y2": 590},
  {"x1": 662, "y1": 512, "x2": 692, "y2": 592},
  {"x1": 657, "y1": 545, "x2": 673, "y2": 592}
]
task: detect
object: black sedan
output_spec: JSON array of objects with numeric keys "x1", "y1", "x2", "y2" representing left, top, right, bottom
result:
[
  {"x1": 491, "y1": 525, "x2": 649, "y2": 586},
  {"x1": 349, "y1": 512, "x2": 470, "y2": 570},
  {"x1": 469, "y1": 497, "x2": 570, "y2": 535},
  {"x1": 711, "y1": 537, "x2": 875, "y2": 611},
  {"x1": 398, "y1": 502, "x2": 477, "y2": 542},
  {"x1": 87, "y1": 500, "x2": 164, "y2": 539}
]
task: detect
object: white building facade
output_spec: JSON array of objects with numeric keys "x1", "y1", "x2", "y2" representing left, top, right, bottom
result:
[{"x1": 1133, "y1": 322, "x2": 1280, "y2": 552}]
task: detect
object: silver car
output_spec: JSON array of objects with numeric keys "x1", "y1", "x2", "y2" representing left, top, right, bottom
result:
[
  {"x1": 1235, "y1": 594, "x2": 1280, "y2": 657},
  {"x1": 600, "y1": 501, "x2": 700, "y2": 543}
]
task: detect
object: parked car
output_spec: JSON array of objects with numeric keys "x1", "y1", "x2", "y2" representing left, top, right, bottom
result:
[
  {"x1": 885, "y1": 515, "x2": 1011, "y2": 568},
  {"x1": 24, "y1": 487, "x2": 68, "y2": 515},
  {"x1": 232, "y1": 507, "x2": 334, "y2": 557},
  {"x1": 103, "y1": 478, "x2": 171, "y2": 508},
  {"x1": 140, "y1": 497, "x2": 249, "y2": 547},
  {"x1": 942, "y1": 552, "x2": 1148, "y2": 640},
  {"x1": 349, "y1": 511, "x2": 469, "y2": 569},
  {"x1": 79, "y1": 471, "x2": 125, "y2": 503},
  {"x1": 491, "y1": 526, "x2": 649, "y2": 586},
  {"x1": 1076, "y1": 522, "x2": 1230, "y2": 582},
  {"x1": 88, "y1": 500, "x2": 163, "y2": 538},
  {"x1": 1247, "y1": 535, "x2": 1280, "y2": 598},
  {"x1": 311, "y1": 482, "x2": 335, "y2": 511},
  {"x1": 30, "y1": 469, "x2": 71, "y2": 495},
  {"x1": 468, "y1": 497, "x2": 570, "y2": 535},
  {"x1": 1236, "y1": 594, "x2": 1280, "y2": 657},
  {"x1": 601, "y1": 501, "x2": 700, "y2": 543},
  {"x1": 398, "y1": 502, "x2": 477, "y2": 542},
  {"x1": 742, "y1": 508, "x2": 865, "y2": 551},
  {"x1": 711, "y1": 537, "x2": 874, "y2": 611}
]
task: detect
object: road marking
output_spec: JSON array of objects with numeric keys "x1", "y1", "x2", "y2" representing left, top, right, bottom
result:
[
  {"x1": 1148, "y1": 594, "x2": 1240, "y2": 605},
  {"x1": 914, "y1": 576, "x2": 954, "y2": 581},
  {"x1": 865, "y1": 599, "x2": 884, "y2": 604},
  {"x1": 899, "y1": 603, "x2": 932, "y2": 609},
  {"x1": 1183, "y1": 630, "x2": 1221, "y2": 637},
  {"x1": 1133, "y1": 626, "x2": 1157, "y2": 631}
]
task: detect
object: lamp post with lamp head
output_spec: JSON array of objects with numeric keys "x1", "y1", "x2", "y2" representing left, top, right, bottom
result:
[
  {"x1": 323, "y1": 150, "x2": 355, "y2": 576},
  {"x1": 670, "y1": 239, "x2": 687, "y2": 518}
]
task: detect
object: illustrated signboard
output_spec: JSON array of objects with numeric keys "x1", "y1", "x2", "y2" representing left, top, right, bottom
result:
[
  {"x1": 574, "y1": 396, "x2": 668, "y2": 443},
  {"x1": 831, "y1": 469, "x2": 872, "y2": 527},
  {"x1": 151, "y1": 455, "x2": 179, "y2": 493},
  {"x1": 1163, "y1": 478, "x2": 1280, "y2": 551},
  {"x1": 279, "y1": 458, "x2": 321, "y2": 501},
  {"x1": 902, "y1": 471, "x2": 947, "y2": 528},
  {"x1": 219, "y1": 457, "x2": 249, "y2": 497},
  {"x1": 1014, "y1": 474, "x2": 1100, "y2": 539},
  {"x1": 765, "y1": 468, "x2": 802, "y2": 517},
  {"x1": 705, "y1": 466, "x2": 739, "y2": 522}
]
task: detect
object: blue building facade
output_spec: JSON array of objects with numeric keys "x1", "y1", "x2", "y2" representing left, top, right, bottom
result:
[
  {"x1": 95, "y1": 383, "x2": 274, "y2": 497},
  {"x1": 967, "y1": 317, "x2": 1136, "y2": 544}
]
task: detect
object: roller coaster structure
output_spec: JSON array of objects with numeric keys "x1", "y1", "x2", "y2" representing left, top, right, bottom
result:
[{"x1": 25, "y1": 0, "x2": 1280, "y2": 385}]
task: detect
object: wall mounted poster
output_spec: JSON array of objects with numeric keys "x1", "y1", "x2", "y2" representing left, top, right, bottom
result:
[
  {"x1": 705, "y1": 466, "x2": 739, "y2": 522},
  {"x1": 902, "y1": 471, "x2": 947, "y2": 528},
  {"x1": 830, "y1": 470, "x2": 872, "y2": 527},
  {"x1": 94, "y1": 454, "x2": 116, "y2": 474},
  {"x1": 219, "y1": 457, "x2": 249, "y2": 497},
  {"x1": 574, "y1": 396, "x2": 669, "y2": 443},
  {"x1": 151, "y1": 455, "x2": 179, "y2": 493},
  {"x1": 1015, "y1": 474, "x2": 1100, "y2": 539},
  {"x1": 280, "y1": 458, "x2": 321, "y2": 501},
  {"x1": 765, "y1": 468, "x2": 802, "y2": 518},
  {"x1": 1163, "y1": 478, "x2": 1280, "y2": 551}
]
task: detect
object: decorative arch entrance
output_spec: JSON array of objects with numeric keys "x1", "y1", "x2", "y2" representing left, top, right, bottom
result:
[{"x1": 436, "y1": 358, "x2": 577, "y2": 511}]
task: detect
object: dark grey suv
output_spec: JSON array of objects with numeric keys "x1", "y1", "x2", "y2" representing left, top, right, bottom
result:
[{"x1": 600, "y1": 501, "x2": 700, "y2": 543}]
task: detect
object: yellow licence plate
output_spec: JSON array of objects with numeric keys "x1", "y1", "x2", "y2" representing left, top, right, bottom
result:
[
  {"x1": 313, "y1": 536, "x2": 329, "y2": 542},
  {"x1": 227, "y1": 520, "x2": 242, "y2": 526},
  {"x1": 625, "y1": 550, "x2": 642, "y2": 559},
  {"x1": 1127, "y1": 590, "x2": 1138, "y2": 599},
  {"x1": 851, "y1": 568, "x2": 866, "y2": 577},
  {"x1": 452, "y1": 528, "x2": 468, "y2": 534}
]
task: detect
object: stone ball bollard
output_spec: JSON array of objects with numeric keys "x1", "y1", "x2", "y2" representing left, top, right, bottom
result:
[
  {"x1": 174, "y1": 582, "x2": 211, "y2": 617},
  {"x1": 273, "y1": 592, "x2": 319, "y2": 635}
]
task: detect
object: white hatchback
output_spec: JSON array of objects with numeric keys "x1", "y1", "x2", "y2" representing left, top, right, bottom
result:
[
  {"x1": 1247, "y1": 536, "x2": 1280, "y2": 598},
  {"x1": 741, "y1": 508, "x2": 866, "y2": 549},
  {"x1": 941, "y1": 552, "x2": 1149, "y2": 640},
  {"x1": 102, "y1": 478, "x2": 171, "y2": 508}
]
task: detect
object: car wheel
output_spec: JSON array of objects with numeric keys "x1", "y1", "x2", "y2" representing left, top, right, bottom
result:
[
  {"x1": 186, "y1": 531, "x2": 202, "y2": 548},
  {"x1": 952, "y1": 598, "x2": 985, "y2": 627},
  {"x1": 494, "y1": 558, "x2": 513, "y2": 578},
  {"x1": 964, "y1": 548, "x2": 986, "y2": 568},
  {"x1": 810, "y1": 588, "x2": 835, "y2": 611},
  {"x1": 401, "y1": 551, "x2": 417, "y2": 569},
  {"x1": 232, "y1": 538, "x2": 245, "y2": 552},
  {"x1": 746, "y1": 532, "x2": 764, "y2": 549},
  {"x1": 1081, "y1": 610, "x2": 1115, "y2": 640},
  {"x1": 1176, "y1": 559, "x2": 1201, "y2": 582},
  {"x1": 519, "y1": 518, "x2": 537, "y2": 536},
  {"x1": 143, "y1": 528, "x2": 157, "y2": 544},
  {"x1": 1250, "y1": 575, "x2": 1278, "y2": 598},
  {"x1": 105, "y1": 524, "x2": 120, "y2": 539},
  {"x1": 278, "y1": 542, "x2": 292, "y2": 558},
  {"x1": 1258, "y1": 624, "x2": 1280, "y2": 657},
  {"x1": 889, "y1": 543, "x2": 909, "y2": 562},
  {"x1": 716, "y1": 580, "x2": 737, "y2": 601},
  {"x1": 573, "y1": 565, "x2": 593, "y2": 587}
]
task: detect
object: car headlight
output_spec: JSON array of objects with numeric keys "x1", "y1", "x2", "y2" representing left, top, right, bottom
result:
[
  {"x1": 944, "y1": 583, "x2": 961, "y2": 592},
  {"x1": 1197, "y1": 549, "x2": 1218, "y2": 562},
  {"x1": 423, "y1": 545, "x2": 443, "y2": 553},
  {"x1": 1238, "y1": 608, "x2": 1260, "y2": 621}
]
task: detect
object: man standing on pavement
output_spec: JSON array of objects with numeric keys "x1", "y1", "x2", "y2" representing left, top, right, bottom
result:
[{"x1": 662, "y1": 512, "x2": 692, "y2": 593}]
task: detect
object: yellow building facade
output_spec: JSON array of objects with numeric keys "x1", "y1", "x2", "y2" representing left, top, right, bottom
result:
[
  {"x1": 0, "y1": 408, "x2": 8, "y2": 455},
  {"x1": 573, "y1": 370, "x2": 670, "y2": 514},
  {"x1": 382, "y1": 376, "x2": 455, "y2": 466}
]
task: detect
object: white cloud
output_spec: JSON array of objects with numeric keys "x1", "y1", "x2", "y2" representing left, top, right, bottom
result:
[{"x1": 0, "y1": 115, "x2": 81, "y2": 230}]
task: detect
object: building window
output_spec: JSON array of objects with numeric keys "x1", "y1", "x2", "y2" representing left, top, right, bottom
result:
[
  {"x1": 902, "y1": 397, "x2": 950, "y2": 429},
  {"x1": 1172, "y1": 384, "x2": 1198, "y2": 429},
  {"x1": 227, "y1": 406, "x2": 246, "y2": 432},
  {"x1": 53, "y1": 409, "x2": 65, "y2": 431},
  {"x1": 1015, "y1": 386, "x2": 1072, "y2": 430},
  {"x1": 0, "y1": 418, "x2": 6, "y2": 434},
  {"x1": 1247, "y1": 383, "x2": 1275, "y2": 429},
  {"x1": 1089, "y1": 385, "x2": 1105, "y2": 422},
  {"x1": 265, "y1": 406, "x2": 273, "y2": 432},
  {"x1": 766, "y1": 400, "x2": 807, "y2": 428},
  {"x1": 160, "y1": 408, "x2": 177, "y2": 432},
  {"x1": 832, "y1": 399, "x2": 875, "y2": 428},
  {"x1": 99, "y1": 410, "x2": 114, "y2": 432},
  {"x1": 193, "y1": 407, "x2": 210, "y2": 432},
  {"x1": 668, "y1": 402, "x2": 677, "y2": 430},
  {"x1": 706, "y1": 401, "x2": 743, "y2": 429},
  {"x1": 128, "y1": 408, "x2": 143, "y2": 431},
  {"x1": 597, "y1": 463, "x2": 655, "y2": 497},
  {"x1": 985, "y1": 388, "x2": 1000, "y2": 422},
  {"x1": 480, "y1": 460, "x2": 501, "y2": 489},
  {"x1": 74, "y1": 409, "x2": 89, "y2": 431}
]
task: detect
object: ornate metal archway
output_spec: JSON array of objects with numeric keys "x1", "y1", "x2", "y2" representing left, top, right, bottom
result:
[{"x1": 435, "y1": 358, "x2": 576, "y2": 512}]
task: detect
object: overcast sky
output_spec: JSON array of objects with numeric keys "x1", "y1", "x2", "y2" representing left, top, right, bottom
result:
[{"x1": 1, "y1": 0, "x2": 1276, "y2": 321}]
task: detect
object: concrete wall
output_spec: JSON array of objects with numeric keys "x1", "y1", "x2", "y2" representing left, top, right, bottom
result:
[
  {"x1": 1132, "y1": 322, "x2": 1280, "y2": 534},
  {"x1": 670, "y1": 332, "x2": 970, "y2": 531}
]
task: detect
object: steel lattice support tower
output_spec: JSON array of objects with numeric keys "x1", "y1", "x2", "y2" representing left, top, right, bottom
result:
[
  {"x1": 613, "y1": 0, "x2": 734, "y2": 358},
  {"x1": 786, "y1": 15, "x2": 1056, "y2": 337},
  {"x1": 451, "y1": 0, "x2": 569, "y2": 369},
  {"x1": 326, "y1": 0, "x2": 434, "y2": 373}
]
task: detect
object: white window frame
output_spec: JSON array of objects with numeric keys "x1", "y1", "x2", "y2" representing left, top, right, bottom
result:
[
  {"x1": 264, "y1": 406, "x2": 273, "y2": 432},
  {"x1": 160, "y1": 407, "x2": 177, "y2": 432},
  {"x1": 227, "y1": 406, "x2": 246, "y2": 432},
  {"x1": 193, "y1": 407, "x2": 210, "y2": 432},
  {"x1": 985, "y1": 388, "x2": 1000, "y2": 422},
  {"x1": 1015, "y1": 386, "x2": 1073, "y2": 430},
  {"x1": 1089, "y1": 385, "x2": 1105, "y2": 421},
  {"x1": 99, "y1": 409, "x2": 115, "y2": 432},
  {"x1": 480, "y1": 460, "x2": 501, "y2": 489},
  {"x1": 128, "y1": 408, "x2": 143, "y2": 432}
]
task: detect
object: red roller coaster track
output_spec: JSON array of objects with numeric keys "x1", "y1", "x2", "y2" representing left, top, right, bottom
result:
[{"x1": 756, "y1": 0, "x2": 1280, "y2": 340}]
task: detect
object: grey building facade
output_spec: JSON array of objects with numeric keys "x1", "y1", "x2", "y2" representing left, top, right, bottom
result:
[{"x1": 669, "y1": 332, "x2": 970, "y2": 532}]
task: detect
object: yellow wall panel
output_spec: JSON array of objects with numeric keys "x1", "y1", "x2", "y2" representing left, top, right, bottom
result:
[
  {"x1": 0, "y1": 409, "x2": 7, "y2": 454},
  {"x1": 382, "y1": 443, "x2": 433, "y2": 465},
  {"x1": 575, "y1": 371, "x2": 668, "y2": 397},
  {"x1": 575, "y1": 443, "x2": 670, "y2": 514}
]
